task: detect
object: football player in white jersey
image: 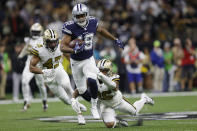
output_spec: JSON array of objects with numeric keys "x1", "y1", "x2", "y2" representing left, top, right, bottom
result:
[
  {"x1": 18, "y1": 23, "x2": 48, "y2": 111},
  {"x1": 29, "y1": 29, "x2": 86, "y2": 113},
  {"x1": 72, "y1": 59, "x2": 154, "y2": 127},
  {"x1": 61, "y1": 3, "x2": 124, "y2": 119}
]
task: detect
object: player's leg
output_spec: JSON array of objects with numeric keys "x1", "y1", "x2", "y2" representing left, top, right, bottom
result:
[
  {"x1": 134, "y1": 93, "x2": 154, "y2": 114},
  {"x1": 82, "y1": 57, "x2": 100, "y2": 119},
  {"x1": 57, "y1": 64, "x2": 87, "y2": 112},
  {"x1": 48, "y1": 83, "x2": 71, "y2": 105},
  {"x1": 115, "y1": 97, "x2": 137, "y2": 115},
  {"x1": 21, "y1": 63, "x2": 34, "y2": 110},
  {"x1": 12, "y1": 72, "x2": 21, "y2": 102},
  {"x1": 70, "y1": 59, "x2": 91, "y2": 101},
  {"x1": 100, "y1": 103, "x2": 117, "y2": 128},
  {"x1": 35, "y1": 74, "x2": 48, "y2": 111}
]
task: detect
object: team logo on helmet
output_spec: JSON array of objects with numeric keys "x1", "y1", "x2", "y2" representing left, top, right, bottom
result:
[
  {"x1": 72, "y1": 3, "x2": 89, "y2": 27},
  {"x1": 43, "y1": 29, "x2": 59, "y2": 52},
  {"x1": 97, "y1": 59, "x2": 113, "y2": 76}
]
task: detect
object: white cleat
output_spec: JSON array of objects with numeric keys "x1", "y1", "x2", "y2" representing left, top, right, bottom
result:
[
  {"x1": 141, "y1": 93, "x2": 154, "y2": 105},
  {"x1": 91, "y1": 107, "x2": 100, "y2": 119},
  {"x1": 119, "y1": 120, "x2": 128, "y2": 127},
  {"x1": 78, "y1": 115, "x2": 86, "y2": 125},
  {"x1": 78, "y1": 103, "x2": 87, "y2": 112}
]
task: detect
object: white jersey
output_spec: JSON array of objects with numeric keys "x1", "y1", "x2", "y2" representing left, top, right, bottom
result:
[
  {"x1": 31, "y1": 44, "x2": 62, "y2": 70},
  {"x1": 98, "y1": 74, "x2": 122, "y2": 108},
  {"x1": 24, "y1": 37, "x2": 43, "y2": 64}
]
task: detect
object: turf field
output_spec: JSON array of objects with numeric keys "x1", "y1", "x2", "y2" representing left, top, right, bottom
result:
[{"x1": 0, "y1": 93, "x2": 197, "y2": 131}]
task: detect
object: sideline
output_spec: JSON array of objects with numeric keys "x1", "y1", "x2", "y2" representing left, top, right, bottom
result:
[{"x1": 0, "y1": 91, "x2": 197, "y2": 105}]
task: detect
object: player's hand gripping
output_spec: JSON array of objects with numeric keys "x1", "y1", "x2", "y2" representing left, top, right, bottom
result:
[
  {"x1": 114, "y1": 39, "x2": 124, "y2": 49},
  {"x1": 42, "y1": 69, "x2": 55, "y2": 83},
  {"x1": 74, "y1": 42, "x2": 85, "y2": 54}
]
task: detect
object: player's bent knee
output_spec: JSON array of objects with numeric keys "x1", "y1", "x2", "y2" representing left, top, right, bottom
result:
[{"x1": 105, "y1": 122, "x2": 115, "y2": 128}]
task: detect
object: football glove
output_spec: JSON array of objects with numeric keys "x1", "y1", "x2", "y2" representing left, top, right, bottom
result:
[
  {"x1": 74, "y1": 43, "x2": 85, "y2": 54},
  {"x1": 42, "y1": 69, "x2": 55, "y2": 83},
  {"x1": 71, "y1": 98, "x2": 81, "y2": 114},
  {"x1": 114, "y1": 39, "x2": 124, "y2": 49}
]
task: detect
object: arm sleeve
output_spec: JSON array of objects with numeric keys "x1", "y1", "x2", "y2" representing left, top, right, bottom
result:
[{"x1": 98, "y1": 73, "x2": 117, "y2": 89}]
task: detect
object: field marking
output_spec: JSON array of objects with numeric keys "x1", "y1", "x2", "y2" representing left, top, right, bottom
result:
[
  {"x1": 1, "y1": 91, "x2": 197, "y2": 105},
  {"x1": 37, "y1": 111, "x2": 197, "y2": 123}
]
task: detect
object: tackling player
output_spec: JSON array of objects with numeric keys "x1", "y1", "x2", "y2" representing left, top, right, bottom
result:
[
  {"x1": 29, "y1": 29, "x2": 86, "y2": 113},
  {"x1": 18, "y1": 23, "x2": 47, "y2": 111},
  {"x1": 60, "y1": 3, "x2": 124, "y2": 119},
  {"x1": 72, "y1": 59, "x2": 154, "y2": 127}
]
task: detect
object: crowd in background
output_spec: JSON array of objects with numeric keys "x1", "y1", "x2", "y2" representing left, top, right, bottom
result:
[{"x1": 0, "y1": 0, "x2": 197, "y2": 99}]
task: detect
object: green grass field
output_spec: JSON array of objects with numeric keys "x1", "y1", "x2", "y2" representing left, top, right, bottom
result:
[{"x1": 1, "y1": 94, "x2": 197, "y2": 131}]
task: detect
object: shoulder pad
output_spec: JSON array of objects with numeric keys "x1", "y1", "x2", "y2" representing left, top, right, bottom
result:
[
  {"x1": 62, "y1": 21, "x2": 74, "y2": 35},
  {"x1": 36, "y1": 43, "x2": 43, "y2": 48}
]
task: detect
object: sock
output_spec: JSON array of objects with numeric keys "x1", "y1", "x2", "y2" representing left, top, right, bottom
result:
[
  {"x1": 81, "y1": 90, "x2": 91, "y2": 102},
  {"x1": 91, "y1": 98, "x2": 98, "y2": 108},
  {"x1": 133, "y1": 98, "x2": 146, "y2": 115},
  {"x1": 88, "y1": 78, "x2": 98, "y2": 99},
  {"x1": 42, "y1": 100, "x2": 47, "y2": 106}
]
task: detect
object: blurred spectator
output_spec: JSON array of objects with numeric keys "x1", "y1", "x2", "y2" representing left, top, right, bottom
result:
[
  {"x1": 0, "y1": 0, "x2": 197, "y2": 95},
  {"x1": 172, "y1": 38, "x2": 183, "y2": 91},
  {"x1": 141, "y1": 47, "x2": 153, "y2": 90},
  {"x1": 99, "y1": 41, "x2": 117, "y2": 73},
  {"x1": 0, "y1": 44, "x2": 11, "y2": 99},
  {"x1": 124, "y1": 37, "x2": 145, "y2": 94},
  {"x1": 10, "y1": 42, "x2": 26, "y2": 101},
  {"x1": 150, "y1": 40, "x2": 164, "y2": 92},
  {"x1": 163, "y1": 42, "x2": 174, "y2": 92},
  {"x1": 180, "y1": 38, "x2": 196, "y2": 91}
]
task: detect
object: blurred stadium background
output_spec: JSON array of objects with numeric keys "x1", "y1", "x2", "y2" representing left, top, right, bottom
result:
[{"x1": 0, "y1": 0, "x2": 197, "y2": 130}]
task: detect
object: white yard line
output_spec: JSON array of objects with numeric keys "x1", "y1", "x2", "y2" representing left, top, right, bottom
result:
[{"x1": 0, "y1": 91, "x2": 197, "y2": 105}]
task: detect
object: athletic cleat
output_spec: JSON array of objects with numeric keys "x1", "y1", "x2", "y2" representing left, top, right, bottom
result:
[
  {"x1": 78, "y1": 103, "x2": 87, "y2": 112},
  {"x1": 42, "y1": 100, "x2": 48, "y2": 112},
  {"x1": 141, "y1": 93, "x2": 154, "y2": 105},
  {"x1": 116, "y1": 117, "x2": 128, "y2": 127},
  {"x1": 43, "y1": 104, "x2": 48, "y2": 112},
  {"x1": 119, "y1": 120, "x2": 128, "y2": 127},
  {"x1": 91, "y1": 106, "x2": 100, "y2": 119},
  {"x1": 78, "y1": 114, "x2": 86, "y2": 125},
  {"x1": 22, "y1": 101, "x2": 30, "y2": 111}
]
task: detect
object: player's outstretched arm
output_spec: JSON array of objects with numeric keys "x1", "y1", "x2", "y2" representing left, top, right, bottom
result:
[
  {"x1": 97, "y1": 26, "x2": 117, "y2": 41},
  {"x1": 60, "y1": 34, "x2": 74, "y2": 54},
  {"x1": 18, "y1": 44, "x2": 29, "y2": 58},
  {"x1": 97, "y1": 26, "x2": 124, "y2": 49},
  {"x1": 29, "y1": 55, "x2": 42, "y2": 74},
  {"x1": 97, "y1": 72, "x2": 118, "y2": 90}
]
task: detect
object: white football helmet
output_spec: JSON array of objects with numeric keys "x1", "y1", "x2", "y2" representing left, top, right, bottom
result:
[
  {"x1": 97, "y1": 59, "x2": 112, "y2": 76},
  {"x1": 30, "y1": 23, "x2": 43, "y2": 39},
  {"x1": 43, "y1": 29, "x2": 59, "y2": 52},
  {"x1": 72, "y1": 3, "x2": 89, "y2": 27}
]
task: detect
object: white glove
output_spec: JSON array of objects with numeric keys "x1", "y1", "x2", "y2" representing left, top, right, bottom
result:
[
  {"x1": 97, "y1": 72, "x2": 103, "y2": 80},
  {"x1": 71, "y1": 98, "x2": 81, "y2": 114},
  {"x1": 42, "y1": 69, "x2": 55, "y2": 83},
  {"x1": 97, "y1": 72, "x2": 116, "y2": 89}
]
